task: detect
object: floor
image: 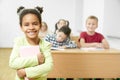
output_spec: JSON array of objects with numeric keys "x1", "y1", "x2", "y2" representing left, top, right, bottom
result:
[{"x1": 0, "y1": 48, "x2": 15, "y2": 80}]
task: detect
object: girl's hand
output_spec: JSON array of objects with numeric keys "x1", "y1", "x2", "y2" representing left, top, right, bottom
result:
[
  {"x1": 37, "y1": 53, "x2": 45, "y2": 65},
  {"x1": 17, "y1": 69, "x2": 26, "y2": 78},
  {"x1": 28, "y1": 78, "x2": 35, "y2": 80}
]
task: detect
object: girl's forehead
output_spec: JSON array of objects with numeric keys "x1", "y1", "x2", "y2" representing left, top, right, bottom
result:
[
  {"x1": 22, "y1": 14, "x2": 40, "y2": 22},
  {"x1": 59, "y1": 20, "x2": 66, "y2": 23},
  {"x1": 24, "y1": 13, "x2": 37, "y2": 18}
]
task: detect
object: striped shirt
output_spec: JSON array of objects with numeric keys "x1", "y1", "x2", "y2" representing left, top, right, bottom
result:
[{"x1": 44, "y1": 34, "x2": 76, "y2": 48}]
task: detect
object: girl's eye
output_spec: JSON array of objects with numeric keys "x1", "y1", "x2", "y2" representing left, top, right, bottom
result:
[
  {"x1": 33, "y1": 22, "x2": 38, "y2": 25},
  {"x1": 88, "y1": 23, "x2": 91, "y2": 25},
  {"x1": 24, "y1": 23, "x2": 29, "y2": 27}
]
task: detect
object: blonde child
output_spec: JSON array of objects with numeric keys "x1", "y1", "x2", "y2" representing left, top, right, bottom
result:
[
  {"x1": 79, "y1": 15, "x2": 109, "y2": 49},
  {"x1": 39, "y1": 21, "x2": 50, "y2": 39},
  {"x1": 9, "y1": 6, "x2": 53, "y2": 80}
]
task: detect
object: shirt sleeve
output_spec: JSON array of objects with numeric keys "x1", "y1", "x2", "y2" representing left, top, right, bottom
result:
[
  {"x1": 25, "y1": 42, "x2": 53, "y2": 78},
  {"x1": 65, "y1": 38, "x2": 77, "y2": 48},
  {"x1": 44, "y1": 34, "x2": 50, "y2": 42},
  {"x1": 80, "y1": 32, "x2": 86, "y2": 39},
  {"x1": 9, "y1": 38, "x2": 39, "y2": 69}
]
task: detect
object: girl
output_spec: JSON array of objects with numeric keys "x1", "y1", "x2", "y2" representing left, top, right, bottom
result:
[
  {"x1": 9, "y1": 6, "x2": 53, "y2": 80},
  {"x1": 54, "y1": 19, "x2": 69, "y2": 34}
]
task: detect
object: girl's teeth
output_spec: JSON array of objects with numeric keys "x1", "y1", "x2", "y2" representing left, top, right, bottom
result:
[{"x1": 29, "y1": 32, "x2": 35, "y2": 35}]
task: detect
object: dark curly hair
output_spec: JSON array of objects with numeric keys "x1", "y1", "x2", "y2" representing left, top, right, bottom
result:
[{"x1": 17, "y1": 6, "x2": 43, "y2": 26}]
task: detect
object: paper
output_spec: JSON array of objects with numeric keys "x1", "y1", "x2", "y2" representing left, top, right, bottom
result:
[
  {"x1": 51, "y1": 47, "x2": 65, "y2": 50},
  {"x1": 20, "y1": 46, "x2": 40, "y2": 57},
  {"x1": 80, "y1": 47, "x2": 104, "y2": 50}
]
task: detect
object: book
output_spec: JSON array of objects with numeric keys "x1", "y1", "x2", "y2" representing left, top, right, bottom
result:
[
  {"x1": 19, "y1": 46, "x2": 40, "y2": 57},
  {"x1": 19, "y1": 45, "x2": 40, "y2": 80}
]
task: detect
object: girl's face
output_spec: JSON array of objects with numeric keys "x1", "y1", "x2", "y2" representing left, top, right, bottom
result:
[
  {"x1": 57, "y1": 20, "x2": 66, "y2": 29},
  {"x1": 21, "y1": 13, "x2": 41, "y2": 39},
  {"x1": 86, "y1": 19, "x2": 98, "y2": 33},
  {"x1": 56, "y1": 32, "x2": 67, "y2": 42}
]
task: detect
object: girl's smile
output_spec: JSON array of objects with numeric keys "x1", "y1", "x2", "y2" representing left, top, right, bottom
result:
[{"x1": 21, "y1": 13, "x2": 41, "y2": 39}]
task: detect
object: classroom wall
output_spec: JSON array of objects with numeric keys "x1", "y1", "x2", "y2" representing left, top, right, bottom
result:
[
  {"x1": 103, "y1": 0, "x2": 120, "y2": 49},
  {"x1": 0, "y1": 0, "x2": 81, "y2": 48},
  {"x1": 82, "y1": 0, "x2": 104, "y2": 33},
  {"x1": 74, "y1": 0, "x2": 83, "y2": 36},
  {"x1": 103, "y1": 0, "x2": 120, "y2": 38},
  {"x1": 0, "y1": 0, "x2": 120, "y2": 48}
]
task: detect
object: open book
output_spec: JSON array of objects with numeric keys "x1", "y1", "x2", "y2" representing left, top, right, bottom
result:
[
  {"x1": 20, "y1": 45, "x2": 40, "y2": 57},
  {"x1": 19, "y1": 46, "x2": 40, "y2": 80}
]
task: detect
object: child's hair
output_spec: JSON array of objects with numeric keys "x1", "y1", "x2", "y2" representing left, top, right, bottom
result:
[
  {"x1": 58, "y1": 26, "x2": 71, "y2": 37},
  {"x1": 17, "y1": 6, "x2": 43, "y2": 26},
  {"x1": 86, "y1": 15, "x2": 98, "y2": 23},
  {"x1": 54, "y1": 19, "x2": 69, "y2": 33},
  {"x1": 42, "y1": 21, "x2": 48, "y2": 30}
]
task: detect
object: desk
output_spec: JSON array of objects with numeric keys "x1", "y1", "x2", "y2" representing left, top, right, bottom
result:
[{"x1": 48, "y1": 48, "x2": 120, "y2": 78}]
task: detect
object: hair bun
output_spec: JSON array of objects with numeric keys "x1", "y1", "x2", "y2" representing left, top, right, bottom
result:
[
  {"x1": 17, "y1": 6, "x2": 25, "y2": 14},
  {"x1": 35, "y1": 6, "x2": 43, "y2": 14}
]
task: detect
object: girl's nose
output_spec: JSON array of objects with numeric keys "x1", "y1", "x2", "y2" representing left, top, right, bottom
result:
[{"x1": 29, "y1": 25, "x2": 34, "y2": 29}]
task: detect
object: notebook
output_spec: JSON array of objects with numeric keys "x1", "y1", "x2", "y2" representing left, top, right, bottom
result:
[
  {"x1": 19, "y1": 45, "x2": 40, "y2": 57},
  {"x1": 19, "y1": 45, "x2": 40, "y2": 80}
]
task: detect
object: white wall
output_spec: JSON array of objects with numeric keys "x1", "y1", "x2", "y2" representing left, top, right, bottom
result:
[
  {"x1": 82, "y1": 0, "x2": 104, "y2": 33},
  {"x1": 103, "y1": 0, "x2": 120, "y2": 38},
  {"x1": 103, "y1": 0, "x2": 120, "y2": 49},
  {"x1": 0, "y1": 0, "x2": 78, "y2": 48},
  {"x1": 40, "y1": 0, "x2": 76, "y2": 33},
  {"x1": 1, "y1": 0, "x2": 120, "y2": 48},
  {"x1": 74, "y1": 0, "x2": 83, "y2": 36}
]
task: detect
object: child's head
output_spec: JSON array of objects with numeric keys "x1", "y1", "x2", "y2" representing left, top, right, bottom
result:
[
  {"x1": 55, "y1": 19, "x2": 69, "y2": 34},
  {"x1": 86, "y1": 15, "x2": 98, "y2": 33},
  {"x1": 17, "y1": 6, "x2": 43, "y2": 39},
  {"x1": 56, "y1": 26, "x2": 71, "y2": 42},
  {"x1": 41, "y1": 22, "x2": 48, "y2": 32},
  {"x1": 55, "y1": 19, "x2": 69, "y2": 30}
]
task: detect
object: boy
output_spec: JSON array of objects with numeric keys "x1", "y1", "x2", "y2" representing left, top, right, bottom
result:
[{"x1": 79, "y1": 15, "x2": 109, "y2": 49}]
